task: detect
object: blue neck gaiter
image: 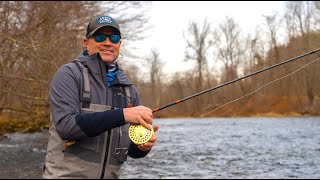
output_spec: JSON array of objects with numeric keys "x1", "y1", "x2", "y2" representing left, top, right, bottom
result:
[
  {"x1": 106, "y1": 60, "x2": 118, "y2": 87},
  {"x1": 80, "y1": 51, "x2": 118, "y2": 87}
]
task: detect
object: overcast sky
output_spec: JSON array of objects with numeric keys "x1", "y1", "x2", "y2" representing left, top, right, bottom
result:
[{"x1": 126, "y1": 1, "x2": 285, "y2": 77}]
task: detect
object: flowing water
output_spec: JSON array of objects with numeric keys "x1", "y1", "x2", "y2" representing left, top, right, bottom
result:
[{"x1": 0, "y1": 117, "x2": 320, "y2": 179}]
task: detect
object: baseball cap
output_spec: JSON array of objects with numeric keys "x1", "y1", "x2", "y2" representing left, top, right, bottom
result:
[{"x1": 86, "y1": 15, "x2": 121, "y2": 38}]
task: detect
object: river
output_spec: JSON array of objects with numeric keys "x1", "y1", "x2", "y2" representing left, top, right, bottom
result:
[{"x1": 0, "y1": 117, "x2": 320, "y2": 179}]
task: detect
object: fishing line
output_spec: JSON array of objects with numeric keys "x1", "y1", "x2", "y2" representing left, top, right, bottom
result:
[
  {"x1": 198, "y1": 57, "x2": 320, "y2": 117},
  {"x1": 129, "y1": 49, "x2": 320, "y2": 145},
  {"x1": 152, "y1": 48, "x2": 320, "y2": 113}
]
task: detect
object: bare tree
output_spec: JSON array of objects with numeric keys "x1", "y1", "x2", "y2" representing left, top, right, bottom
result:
[
  {"x1": 146, "y1": 48, "x2": 164, "y2": 108},
  {"x1": 183, "y1": 18, "x2": 215, "y2": 114},
  {"x1": 0, "y1": 1, "x2": 97, "y2": 122},
  {"x1": 284, "y1": 1, "x2": 317, "y2": 113},
  {"x1": 0, "y1": 1, "x2": 151, "y2": 127},
  {"x1": 263, "y1": 13, "x2": 281, "y2": 63},
  {"x1": 284, "y1": 1, "x2": 314, "y2": 48},
  {"x1": 263, "y1": 13, "x2": 290, "y2": 96},
  {"x1": 184, "y1": 18, "x2": 214, "y2": 92},
  {"x1": 247, "y1": 26, "x2": 267, "y2": 73},
  {"x1": 214, "y1": 17, "x2": 245, "y2": 83}
]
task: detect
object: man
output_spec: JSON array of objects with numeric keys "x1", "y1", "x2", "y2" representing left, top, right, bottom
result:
[{"x1": 43, "y1": 15, "x2": 159, "y2": 179}]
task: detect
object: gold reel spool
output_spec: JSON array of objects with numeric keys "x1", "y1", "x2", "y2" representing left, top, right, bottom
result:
[{"x1": 129, "y1": 124, "x2": 154, "y2": 145}]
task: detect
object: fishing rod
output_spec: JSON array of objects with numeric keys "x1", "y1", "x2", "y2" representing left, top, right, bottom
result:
[
  {"x1": 129, "y1": 48, "x2": 320, "y2": 145},
  {"x1": 152, "y1": 48, "x2": 320, "y2": 113}
]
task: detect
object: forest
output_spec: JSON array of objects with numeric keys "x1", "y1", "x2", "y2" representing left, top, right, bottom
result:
[{"x1": 0, "y1": 1, "x2": 320, "y2": 135}]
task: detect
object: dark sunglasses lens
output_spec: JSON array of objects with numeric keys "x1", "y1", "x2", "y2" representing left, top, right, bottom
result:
[
  {"x1": 109, "y1": 34, "x2": 120, "y2": 43},
  {"x1": 94, "y1": 34, "x2": 107, "y2": 42},
  {"x1": 94, "y1": 34, "x2": 120, "y2": 43}
]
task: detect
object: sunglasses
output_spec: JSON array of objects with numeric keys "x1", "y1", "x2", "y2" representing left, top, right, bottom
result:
[{"x1": 93, "y1": 33, "x2": 121, "y2": 44}]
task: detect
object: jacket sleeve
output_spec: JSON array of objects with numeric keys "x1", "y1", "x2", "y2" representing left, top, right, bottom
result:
[
  {"x1": 127, "y1": 85, "x2": 151, "y2": 158},
  {"x1": 49, "y1": 63, "x2": 125, "y2": 140}
]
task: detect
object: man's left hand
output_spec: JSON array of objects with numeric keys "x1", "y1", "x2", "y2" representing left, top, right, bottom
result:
[{"x1": 138, "y1": 125, "x2": 160, "y2": 151}]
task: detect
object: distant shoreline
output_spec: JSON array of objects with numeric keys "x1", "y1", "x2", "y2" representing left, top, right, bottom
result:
[
  {"x1": 155, "y1": 112, "x2": 319, "y2": 119},
  {"x1": 1, "y1": 112, "x2": 319, "y2": 138}
]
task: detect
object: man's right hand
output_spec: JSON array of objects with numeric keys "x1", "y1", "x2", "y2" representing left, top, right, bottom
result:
[{"x1": 123, "y1": 106, "x2": 153, "y2": 130}]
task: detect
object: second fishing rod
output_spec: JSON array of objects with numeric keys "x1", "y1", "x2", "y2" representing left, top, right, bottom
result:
[{"x1": 128, "y1": 48, "x2": 320, "y2": 145}]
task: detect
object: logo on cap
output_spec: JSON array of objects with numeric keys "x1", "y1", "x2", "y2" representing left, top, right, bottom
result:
[{"x1": 97, "y1": 16, "x2": 114, "y2": 25}]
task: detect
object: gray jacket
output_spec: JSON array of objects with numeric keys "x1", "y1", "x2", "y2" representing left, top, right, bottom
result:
[{"x1": 43, "y1": 53, "x2": 149, "y2": 179}]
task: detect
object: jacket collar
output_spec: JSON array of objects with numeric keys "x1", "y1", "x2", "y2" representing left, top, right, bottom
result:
[{"x1": 74, "y1": 53, "x2": 133, "y2": 86}]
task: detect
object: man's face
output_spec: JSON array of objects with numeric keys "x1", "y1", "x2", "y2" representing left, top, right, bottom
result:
[{"x1": 84, "y1": 26, "x2": 121, "y2": 64}]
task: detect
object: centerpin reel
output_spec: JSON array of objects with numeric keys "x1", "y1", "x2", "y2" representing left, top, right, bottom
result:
[{"x1": 128, "y1": 124, "x2": 154, "y2": 145}]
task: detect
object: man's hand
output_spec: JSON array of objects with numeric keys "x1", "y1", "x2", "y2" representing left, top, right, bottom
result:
[{"x1": 123, "y1": 106, "x2": 153, "y2": 130}]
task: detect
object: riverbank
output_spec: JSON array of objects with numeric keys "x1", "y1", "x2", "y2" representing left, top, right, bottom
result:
[
  {"x1": 0, "y1": 111, "x2": 317, "y2": 138},
  {"x1": 0, "y1": 117, "x2": 49, "y2": 137},
  {"x1": 1, "y1": 94, "x2": 319, "y2": 137}
]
